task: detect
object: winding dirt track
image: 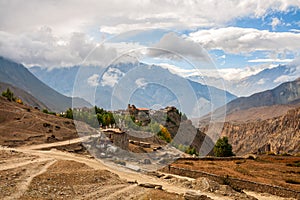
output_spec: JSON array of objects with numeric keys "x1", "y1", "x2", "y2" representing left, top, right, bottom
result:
[{"x1": 0, "y1": 142, "x2": 294, "y2": 200}]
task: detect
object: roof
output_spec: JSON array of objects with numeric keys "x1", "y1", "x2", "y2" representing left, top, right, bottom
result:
[
  {"x1": 137, "y1": 108, "x2": 149, "y2": 111},
  {"x1": 102, "y1": 128, "x2": 124, "y2": 134}
]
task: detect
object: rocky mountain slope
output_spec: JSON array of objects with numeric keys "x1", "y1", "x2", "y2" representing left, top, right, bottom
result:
[
  {"x1": 199, "y1": 78, "x2": 300, "y2": 124},
  {"x1": 0, "y1": 57, "x2": 91, "y2": 112},
  {"x1": 225, "y1": 78, "x2": 300, "y2": 116},
  {"x1": 200, "y1": 106, "x2": 300, "y2": 155}
]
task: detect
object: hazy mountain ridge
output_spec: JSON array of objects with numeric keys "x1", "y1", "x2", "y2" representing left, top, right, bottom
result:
[
  {"x1": 0, "y1": 57, "x2": 91, "y2": 112},
  {"x1": 188, "y1": 64, "x2": 300, "y2": 97},
  {"x1": 198, "y1": 78, "x2": 300, "y2": 124},
  {"x1": 29, "y1": 62, "x2": 237, "y2": 117}
]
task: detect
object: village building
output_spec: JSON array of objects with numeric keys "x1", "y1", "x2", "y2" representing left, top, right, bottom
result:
[
  {"x1": 127, "y1": 104, "x2": 151, "y2": 125},
  {"x1": 102, "y1": 128, "x2": 128, "y2": 150}
]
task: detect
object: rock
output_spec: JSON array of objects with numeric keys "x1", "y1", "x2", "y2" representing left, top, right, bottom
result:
[
  {"x1": 155, "y1": 185, "x2": 163, "y2": 190},
  {"x1": 144, "y1": 159, "x2": 151, "y2": 164},
  {"x1": 138, "y1": 183, "x2": 162, "y2": 189},
  {"x1": 163, "y1": 175, "x2": 173, "y2": 179},
  {"x1": 126, "y1": 164, "x2": 140, "y2": 172},
  {"x1": 184, "y1": 191, "x2": 213, "y2": 200}
]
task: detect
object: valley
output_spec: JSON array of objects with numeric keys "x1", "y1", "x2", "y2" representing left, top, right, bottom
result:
[{"x1": 0, "y1": 87, "x2": 299, "y2": 199}]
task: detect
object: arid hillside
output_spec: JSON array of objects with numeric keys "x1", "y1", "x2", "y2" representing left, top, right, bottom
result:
[
  {"x1": 201, "y1": 106, "x2": 300, "y2": 155},
  {"x1": 0, "y1": 96, "x2": 96, "y2": 147}
]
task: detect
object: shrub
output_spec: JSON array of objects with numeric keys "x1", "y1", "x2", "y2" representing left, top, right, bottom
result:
[
  {"x1": 42, "y1": 109, "x2": 49, "y2": 114},
  {"x1": 2, "y1": 88, "x2": 16, "y2": 101},
  {"x1": 158, "y1": 125, "x2": 171, "y2": 143},
  {"x1": 213, "y1": 137, "x2": 234, "y2": 157}
]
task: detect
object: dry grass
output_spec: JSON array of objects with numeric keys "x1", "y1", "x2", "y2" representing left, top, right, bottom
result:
[{"x1": 172, "y1": 155, "x2": 300, "y2": 191}]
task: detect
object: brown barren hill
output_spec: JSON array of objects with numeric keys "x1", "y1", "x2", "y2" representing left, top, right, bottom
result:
[{"x1": 0, "y1": 96, "x2": 96, "y2": 147}]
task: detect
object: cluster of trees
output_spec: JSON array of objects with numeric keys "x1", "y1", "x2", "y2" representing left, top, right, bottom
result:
[
  {"x1": 62, "y1": 106, "x2": 115, "y2": 128},
  {"x1": 2, "y1": 88, "x2": 23, "y2": 104},
  {"x1": 171, "y1": 142, "x2": 198, "y2": 156},
  {"x1": 2, "y1": 88, "x2": 16, "y2": 102}
]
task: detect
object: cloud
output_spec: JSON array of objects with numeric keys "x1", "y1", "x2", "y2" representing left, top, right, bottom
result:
[
  {"x1": 274, "y1": 75, "x2": 294, "y2": 83},
  {"x1": 270, "y1": 17, "x2": 282, "y2": 30},
  {"x1": 248, "y1": 58, "x2": 293, "y2": 63},
  {"x1": 290, "y1": 29, "x2": 300, "y2": 33},
  {"x1": 148, "y1": 32, "x2": 211, "y2": 63},
  {"x1": 189, "y1": 27, "x2": 300, "y2": 54},
  {"x1": 100, "y1": 67, "x2": 124, "y2": 87},
  {"x1": 135, "y1": 78, "x2": 147, "y2": 88},
  {"x1": 87, "y1": 74, "x2": 100, "y2": 87},
  {"x1": 1, "y1": 0, "x2": 299, "y2": 35},
  {"x1": 0, "y1": 27, "x2": 118, "y2": 67},
  {"x1": 257, "y1": 78, "x2": 266, "y2": 85},
  {"x1": 0, "y1": 1, "x2": 300, "y2": 67},
  {"x1": 158, "y1": 62, "x2": 274, "y2": 81}
]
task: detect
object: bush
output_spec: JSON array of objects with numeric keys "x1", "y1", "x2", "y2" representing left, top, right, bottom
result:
[
  {"x1": 158, "y1": 125, "x2": 171, "y2": 143},
  {"x1": 43, "y1": 109, "x2": 49, "y2": 114},
  {"x1": 213, "y1": 137, "x2": 234, "y2": 157},
  {"x1": 2, "y1": 88, "x2": 16, "y2": 101}
]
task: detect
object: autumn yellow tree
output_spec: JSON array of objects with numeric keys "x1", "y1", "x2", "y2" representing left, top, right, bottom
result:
[{"x1": 158, "y1": 125, "x2": 171, "y2": 142}]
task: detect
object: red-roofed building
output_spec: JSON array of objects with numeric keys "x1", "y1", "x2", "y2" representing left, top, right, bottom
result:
[{"x1": 127, "y1": 104, "x2": 150, "y2": 125}]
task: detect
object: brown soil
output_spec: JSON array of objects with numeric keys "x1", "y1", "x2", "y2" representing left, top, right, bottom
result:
[
  {"x1": 172, "y1": 156, "x2": 300, "y2": 191},
  {"x1": 0, "y1": 149, "x2": 184, "y2": 200},
  {"x1": 0, "y1": 97, "x2": 97, "y2": 147}
]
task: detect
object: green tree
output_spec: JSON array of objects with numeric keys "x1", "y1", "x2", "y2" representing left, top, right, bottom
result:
[
  {"x1": 2, "y1": 88, "x2": 16, "y2": 101},
  {"x1": 213, "y1": 137, "x2": 234, "y2": 157},
  {"x1": 65, "y1": 108, "x2": 73, "y2": 119}
]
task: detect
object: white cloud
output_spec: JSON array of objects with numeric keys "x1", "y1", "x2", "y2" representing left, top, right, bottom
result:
[
  {"x1": 1, "y1": 1, "x2": 300, "y2": 67},
  {"x1": 135, "y1": 78, "x2": 147, "y2": 88},
  {"x1": 270, "y1": 17, "x2": 282, "y2": 30},
  {"x1": 100, "y1": 68, "x2": 124, "y2": 87},
  {"x1": 257, "y1": 78, "x2": 266, "y2": 85},
  {"x1": 148, "y1": 32, "x2": 211, "y2": 63},
  {"x1": 274, "y1": 75, "x2": 294, "y2": 83},
  {"x1": 248, "y1": 58, "x2": 293, "y2": 63},
  {"x1": 158, "y1": 62, "x2": 274, "y2": 81},
  {"x1": 290, "y1": 29, "x2": 300, "y2": 33},
  {"x1": 1, "y1": 0, "x2": 299, "y2": 35},
  {"x1": 87, "y1": 74, "x2": 100, "y2": 87},
  {"x1": 189, "y1": 27, "x2": 300, "y2": 54},
  {"x1": 0, "y1": 27, "x2": 118, "y2": 68}
]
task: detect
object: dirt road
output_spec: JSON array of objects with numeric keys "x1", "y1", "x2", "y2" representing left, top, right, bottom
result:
[{"x1": 0, "y1": 143, "x2": 295, "y2": 200}]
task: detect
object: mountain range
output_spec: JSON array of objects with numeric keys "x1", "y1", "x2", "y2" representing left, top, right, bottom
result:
[
  {"x1": 0, "y1": 57, "x2": 91, "y2": 112},
  {"x1": 188, "y1": 63, "x2": 300, "y2": 97},
  {"x1": 29, "y1": 62, "x2": 237, "y2": 117},
  {"x1": 199, "y1": 78, "x2": 300, "y2": 155}
]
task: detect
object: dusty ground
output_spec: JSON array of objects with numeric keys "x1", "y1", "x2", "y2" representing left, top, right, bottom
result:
[
  {"x1": 0, "y1": 148, "x2": 186, "y2": 200},
  {"x1": 0, "y1": 96, "x2": 97, "y2": 148},
  {"x1": 172, "y1": 156, "x2": 300, "y2": 191},
  {"x1": 0, "y1": 143, "x2": 298, "y2": 200},
  {"x1": 0, "y1": 97, "x2": 298, "y2": 199}
]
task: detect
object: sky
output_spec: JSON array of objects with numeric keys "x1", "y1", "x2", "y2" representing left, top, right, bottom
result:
[{"x1": 0, "y1": 0, "x2": 300, "y2": 80}]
